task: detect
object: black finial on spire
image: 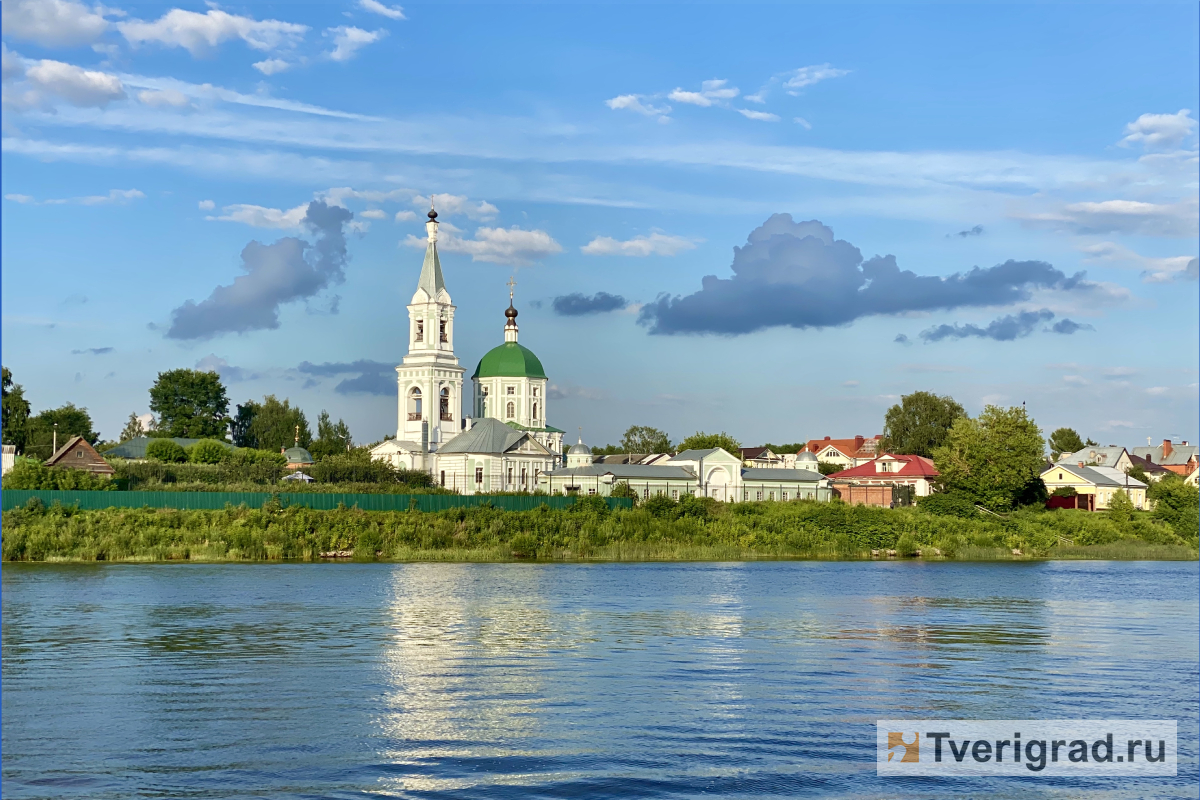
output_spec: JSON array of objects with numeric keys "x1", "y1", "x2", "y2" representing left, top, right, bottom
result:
[{"x1": 427, "y1": 197, "x2": 437, "y2": 221}]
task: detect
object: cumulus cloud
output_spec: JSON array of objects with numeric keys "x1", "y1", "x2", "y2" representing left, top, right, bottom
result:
[
  {"x1": 297, "y1": 359, "x2": 394, "y2": 395},
  {"x1": 326, "y1": 26, "x2": 385, "y2": 61},
  {"x1": 739, "y1": 109, "x2": 780, "y2": 122},
  {"x1": 668, "y1": 79, "x2": 739, "y2": 107},
  {"x1": 118, "y1": 9, "x2": 308, "y2": 56},
  {"x1": 581, "y1": 232, "x2": 696, "y2": 257},
  {"x1": 412, "y1": 193, "x2": 497, "y2": 220},
  {"x1": 1119, "y1": 110, "x2": 1196, "y2": 151},
  {"x1": 552, "y1": 292, "x2": 627, "y2": 316},
  {"x1": 1, "y1": 0, "x2": 110, "y2": 47},
  {"x1": 208, "y1": 203, "x2": 308, "y2": 229},
  {"x1": 137, "y1": 88, "x2": 190, "y2": 108},
  {"x1": 198, "y1": 199, "x2": 215, "y2": 210},
  {"x1": 916, "y1": 309, "x2": 1088, "y2": 342},
  {"x1": 606, "y1": 93, "x2": 670, "y2": 122},
  {"x1": 358, "y1": 0, "x2": 405, "y2": 19},
  {"x1": 406, "y1": 225, "x2": 562, "y2": 266},
  {"x1": 950, "y1": 225, "x2": 984, "y2": 238},
  {"x1": 166, "y1": 200, "x2": 352, "y2": 340},
  {"x1": 1048, "y1": 318, "x2": 1094, "y2": 335},
  {"x1": 638, "y1": 213, "x2": 1099, "y2": 336},
  {"x1": 21, "y1": 59, "x2": 125, "y2": 107},
  {"x1": 1078, "y1": 241, "x2": 1198, "y2": 283},
  {"x1": 1017, "y1": 199, "x2": 1198, "y2": 238},
  {"x1": 394, "y1": 210, "x2": 417, "y2": 222},
  {"x1": 359, "y1": 208, "x2": 386, "y2": 220},
  {"x1": 2, "y1": 44, "x2": 25, "y2": 83},
  {"x1": 195, "y1": 354, "x2": 258, "y2": 382},
  {"x1": 782, "y1": 64, "x2": 850, "y2": 94},
  {"x1": 252, "y1": 58, "x2": 290, "y2": 75}
]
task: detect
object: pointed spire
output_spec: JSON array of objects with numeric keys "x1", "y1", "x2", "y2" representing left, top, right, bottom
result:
[
  {"x1": 416, "y1": 199, "x2": 445, "y2": 298},
  {"x1": 504, "y1": 276, "x2": 519, "y2": 343}
]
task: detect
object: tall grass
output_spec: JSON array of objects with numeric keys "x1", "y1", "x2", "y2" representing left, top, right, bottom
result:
[{"x1": 3, "y1": 498, "x2": 1195, "y2": 563}]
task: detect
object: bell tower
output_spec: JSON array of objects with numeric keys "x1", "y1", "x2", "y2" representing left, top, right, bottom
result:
[{"x1": 395, "y1": 204, "x2": 465, "y2": 449}]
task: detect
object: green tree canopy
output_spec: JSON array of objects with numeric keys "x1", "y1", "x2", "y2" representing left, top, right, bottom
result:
[
  {"x1": 145, "y1": 438, "x2": 187, "y2": 463},
  {"x1": 1047, "y1": 427, "x2": 1086, "y2": 460},
  {"x1": 310, "y1": 410, "x2": 353, "y2": 460},
  {"x1": 230, "y1": 401, "x2": 258, "y2": 448},
  {"x1": 187, "y1": 439, "x2": 229, "y2": 464},
  {"x1": 619, "y1": 425, "x2": 672, "y2": 454},
  {"x1": 25, "y1": 404, "x2": 98, "y2": 460},
  {"x1": 247, "y1": 395, "x2": 311, "y2": 452},
  {"x1": 118, "y1": 413, "x2": 146, "y2": 443},
  {"x1": 761, "y1": 442, "x2": 806, "y2": 454},
  {"x1": 676, "y1": 431, "x2": 741, "y2": 453},
  {"x1": 2, "y1": 367, "x2": 32, "y2": 452},
  {"x1": 878, "y1": 391, "x2": 966, "y2": 457},
  {"x1": 149, "y1": 369, "x2": 230, "y2": 439},
  {"x1": 932, "y1": 405, "x2": 1046, "y2": 511}
]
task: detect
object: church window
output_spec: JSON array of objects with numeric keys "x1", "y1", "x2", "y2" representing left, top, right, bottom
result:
[
  {"x1": 415, "y1": 320, "x2": 423, "y2": 342},
  {"x1": 782, "y1": 491, "x2": 788, "y2": 501},
  {"x1": 439, "y1": 320, "x2": 448, "y2": 343},
  {"x1": 768, "y1": 491, "x2": 775, "y2": 501},
  {"x1": 440, "y1": 388, "x2": 451, "y2": 421},
  {"x1": 756, "y1": 491, "x2": 763, "y2": 501},
  {"x1": 408, "y1": 388, "x2": 422, "y2": 421},
  {"x1": 533, "y1": 387, "x2": 538, "y2": 397},
  {"x1": 506, "y1": 402, "x2": 515, "y2": 418},
  {"x1": 506, "y1": 386, "x2": 515, "y2": 395},
  {"x1": 532, "y1": 402, "x2": 538, "y2": 420},
  {"x1": 671, "y1": 490, "x2": 678, "y2": 500},
  {"x1": 475, "y1": 467, "x2": 483, "y2": 484}
]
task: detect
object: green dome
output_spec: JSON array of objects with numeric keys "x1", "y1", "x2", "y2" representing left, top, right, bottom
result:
[
  {"x1": 472, "y1": 342, "x2": 546, "y2": 379},
  {"x1": 284, "y1": 446, "x2": 313, "y2": 464}
]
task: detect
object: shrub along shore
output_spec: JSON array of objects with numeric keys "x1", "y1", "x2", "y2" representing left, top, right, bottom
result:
[{"x1": 3, "y1": 494, "x2": 1196, "y2": 563}]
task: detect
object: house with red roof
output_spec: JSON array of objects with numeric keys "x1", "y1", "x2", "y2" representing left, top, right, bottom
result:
[
  {"x1": 805, "y1": 435, "x2": 883, "y2": 468},
  {"x1": 827, "y1": 453, "x2": 939, "y2": 506}
]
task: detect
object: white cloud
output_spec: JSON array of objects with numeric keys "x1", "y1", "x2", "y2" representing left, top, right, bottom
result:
[
  {"x1": 252, "y1": 59, "x2": 291, "y2": 76},
  {"x1": 1, "y1": 0, "x2": 110, "y2": 47},
  {"x1": 605, "y1": 93, "x2": 670, "y2": 122},
  {"x1": 1078, "y1": 241, "x2": 1198, "y2": 283},
  {"x1": 326, "y1": 26, "x2": 385, "y2": 62},
  {"x1": 358, "y1": 0, "x2": 405, "y2": 20},
  {"x1": 1119, "y1": 110, "x2": 1196, "y2": 151},
  {"x1": 347, "y1": 220, "x2": 371, "y2": 234},
  {"x1": 118, "y1": 9, "x2": 308, "y2": 56},
  {"x1": 668, "y1": 88, "x2": 712, "y2": 107},
  {"x1": 406, "y1": 225, "x2": 562, "y2": 265},
  {"x1": 794, "y1": 117, "x2": 812, "y2": 129},
  {"x1": 1146, "y1": 386, "x2": 1171, "y2": 396},
  {"x1": 137, "y1": 88, "x2": 190, "y2": 108},
  {"x1": 207, "y1": 202, "x2": 308, "y2": 229},
  {"x1": 79, "y1": 188, "x2": 144, "y2": 205},
  {"x1": 2, "y1": 45, "x2": 24, "y2": 83},
  {"x1": 24, "y1": 59, "x2": 125, "y2": 107},
  {"x1": 668, "y1": 79, "x2": 739, "y2": 108},
  {"x1": 581, "y1": 232, "x2": 697, "y2": 257},
  {"x1": 5, "y1": 194, "x2": 35, "y2": 203},
  {"x1": 359, "y1": 208, "x2": 386, "y2": 219},
  {"x1": 394, "y1": 210, "x2": 417, "y2": 222},
  {"x1": 1017, "y1": 198, "x2": 1198, "y2": 238},
  {"x1": 198, "y1": 199, "x2": 215, "y2": 210},
  {"x1": 782, "y1": 63, "x2": 850, "y2": 94},
  {"x1": 1062, "y1": 375, "x2": 1089, "y2": 386},
  {"x1": 739, "y1": 108, "x2": 780, "y2": 122},
  {"x1": 319, "y1": 186, "x2": 413, "y2": 206},
  {"x1": 413, "y1": 193, "x2": 498, "y2": 220}
]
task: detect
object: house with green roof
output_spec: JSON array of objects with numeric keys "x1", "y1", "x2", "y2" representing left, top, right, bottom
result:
[{"x1": 430, "y1": 417, "x2": 557, "y2": 493}]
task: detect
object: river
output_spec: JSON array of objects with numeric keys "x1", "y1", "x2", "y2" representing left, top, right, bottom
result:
[{"x1": 2, "y1": 560, "x2": 1197, "y2": 798}]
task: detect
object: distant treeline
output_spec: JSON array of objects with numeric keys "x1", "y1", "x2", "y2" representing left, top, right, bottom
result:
[{"x1": 4, "y1": 491, "x2": 1195, "y2": 563}]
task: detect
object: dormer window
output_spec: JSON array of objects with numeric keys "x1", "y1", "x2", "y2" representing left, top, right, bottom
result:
[{"x1": 415, "y1": 320, "x2": 424, "y2": 342}]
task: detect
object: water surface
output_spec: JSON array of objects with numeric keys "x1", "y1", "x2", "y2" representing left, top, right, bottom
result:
[{"x1": 3, "y1": 561, "x2": 1197, "y2": 798}]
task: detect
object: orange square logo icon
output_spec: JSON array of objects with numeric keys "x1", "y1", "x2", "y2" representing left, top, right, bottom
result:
[{"x1": 887, "y1": 732, "x2": 919, "y2": 762}]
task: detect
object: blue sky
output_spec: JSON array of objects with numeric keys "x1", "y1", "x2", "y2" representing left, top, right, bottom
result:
[{"x1": 2, "y1": 1, "x2": 1197, "y2": 449}]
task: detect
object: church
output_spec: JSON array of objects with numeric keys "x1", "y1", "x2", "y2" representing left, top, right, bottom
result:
[{"x1": 369, "y1": 206, "x2": 564, "y2": 493}]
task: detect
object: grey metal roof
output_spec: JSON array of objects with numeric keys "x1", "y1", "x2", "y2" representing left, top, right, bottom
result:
[
  {"x1": 1131, "y1": 444, "x2": 1198, "y2": 466},
  {"x1": 1056, "y1": 446, "x2": 1127, "y2": 467},
  {"x1": 739, "y1": 468, "x2": 824, "y2": 482},
  {"x1": 416, "y1": 237, "x2": 445, "y2": 299},
  {"x1": 544, "y1": 464, "x2": 697, "y2": 480},
  {"x1": 438, "y1": 418, "x2": 533, "y2": 455},
  {"x1": 669, "y1": 448, "x2": 721, "y2": 460},
  {"x1": 1046, "y1": 462, "x2": 1146, "y2": 489},
  {"x1": 568, "y1": 442, "x2": 591, "y2": 454}
]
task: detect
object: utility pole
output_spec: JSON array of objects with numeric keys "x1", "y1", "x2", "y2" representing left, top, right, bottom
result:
[{"x1": 53, "y1": 422, "x2": 58, "y2": 455}]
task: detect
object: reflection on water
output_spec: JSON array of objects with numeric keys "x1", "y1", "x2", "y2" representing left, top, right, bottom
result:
[{"x1": 2, "y1": 561, "x2": 1197, "y2": 799}]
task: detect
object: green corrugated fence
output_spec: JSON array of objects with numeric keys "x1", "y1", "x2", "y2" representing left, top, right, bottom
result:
[{"x1": 1, "y1": 490, "x2": 633, "y2": 513}]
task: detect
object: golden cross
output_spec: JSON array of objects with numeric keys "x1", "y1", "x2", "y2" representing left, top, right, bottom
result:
[{"x1": 506, "y1": 275, "x2": 516, "y2": 302}]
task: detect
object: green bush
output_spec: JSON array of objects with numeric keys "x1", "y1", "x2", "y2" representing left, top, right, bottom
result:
[
  {"x1": 1149, "y1": 476, "x2": 1199, "y2": 539},
  {"x1": 1051, "y1": 486, "x2": 1078, "y2": 497},
  {"x1": 642, "y1": 493, "x2": 677, "y2": 518},
  {"x1": 145, "y1": 439, "x2": 187, "y2": 463},
  {"x1": 187, "y1": 439, "x2": 230, "y2": 464},
  {"x1": 917, "y1": 492, "x2": 980, "y2": 518},
  {"x1": 1, "y1": 460, "x2": 116, "y2": 491}
]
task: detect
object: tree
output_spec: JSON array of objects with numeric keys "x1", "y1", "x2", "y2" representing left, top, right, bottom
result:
[
  {"x1": 619, "y1": 425, "x2": 672, "y2": 454},
  {"x1": 230, "y1": 401, "x2": 259, "y2": 448},
  {"x1": 878, "y1": 391, "x2": 966, "y2": 457},
  {"x1": 1127, "y1": 462, "x2": 1150, "y2": 485},
  {"x1": 676, "y1": 431, "x2": 740, "y2": 453},
  {"x1": 119, "y1": 413, "x2": 147, "y2": 443},
  {"x1": 1148, "y1": 474, "x2": 1199, "y2": 537},
  {"x1": 762, "y1": 442, "x2": 806, "y2": 454},
  {"x1": 817, "y1": 461, "x2": 842, "y2": 476},
  {"x1": 149, "y1": 369, "x2": 230, "y2": 439},
  {"x1": 2, "y1": 366, "x2": 31, "y2": 452},
  {"x1": 1047, "y1": 427, "x2": 1086, "y2": 460},
  {"x1": 310, "y1": 410, "x2": 353, "y2": 460},
  {"x1": 609, "y1": 481, "x2": 638, "y2": 499},
  {"x1": 187, "y1": 439, "x2": 229, "y2": 464},
  {"x1": 932, "y1": 405, "x2": 1046, "y2": 511},
  {"x1": 25, "y1": 404, "x2": 98, "y2": 460},
  {"x1": 1107, "y1": 489, "x2": 1135, "y2": 523},
  {"x1": 145, "y1": 438, "x2": 187, "y2": 463},
  {"x1": 247, "y1": 395, "x2": 311, "y2": 452}
]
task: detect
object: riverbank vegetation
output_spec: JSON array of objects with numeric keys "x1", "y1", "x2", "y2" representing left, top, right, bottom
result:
[{"x1": 4, "y1": 490, "x2": 1195, "y2": 563}]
